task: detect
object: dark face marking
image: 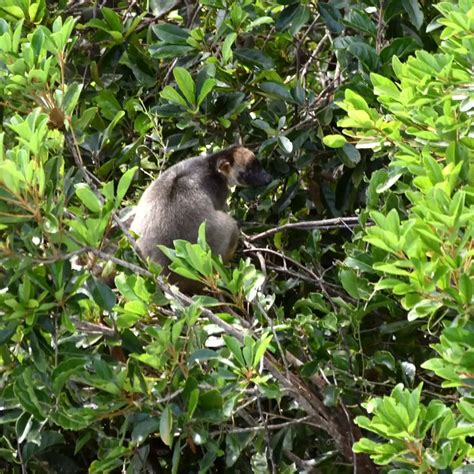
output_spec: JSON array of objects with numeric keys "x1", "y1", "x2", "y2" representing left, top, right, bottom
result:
[{"x1": 238, "y1": 159, "x2": 272, "y2": 187}]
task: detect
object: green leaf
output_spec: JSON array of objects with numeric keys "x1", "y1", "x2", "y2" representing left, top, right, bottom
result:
[
  {"x1": 343, "y1": 89, "x2": 371, "y2": 113},
  {"x1": 152, "y1": 23, "x2": 189, "y2": 44},
  {"x1": 102, "y1": 7, "x2": 122, "y2": 32},
  {"x1": 222, "y1": 32, "x2": 237, "y2": 63},
  {"x1": 101, "y1": 110, "x2": 125, "y2": 145},
  {"x1": 116, "y1": 167, "x2": 137, "y2": 206},
  {"x1": 458, "y1": 400, "x2": 474, "y2": 423},
  {"x1": 448, "y1": 425, "x2": 474, "y2": 438},
  {"x1": 385, "y1": 209, "x2": 400, "y2": 237},
  {"x1": 373, "y1": 351, "x2": 396, "y2": 372},
  {"x1": 247, "y1": 16, "x2": 274, "y2": 31},
  {"x1": 407, "y1": 299, "x2": 442, "y2": 321},
  {"x1": 160, "y1": 405, "x2": 173, "y2": 447},
  {"x1": 52, "y1": 358, "x2": 87, "y2": 394},
  {"x1": 14, "y1": 370, "x2": 46, "y2": 420},
  {"x1": 160, "y1": 86, "x2": 188, "y2": 107},
  {"x1": 347, "y1": 41, "x2": 380, "y2": 72},
  {"x1": 169, "y1": 264, "x2": 202, "y2": 282},
  {"x1": 187, "y1": 389, "x2": 199, "y2": 418},
  {"x1": 376, "y1": 173, "x2": 402, "y2": 193},
  {"x1": 459, "y1": 273, "x2": 472, "y2": 305},
  {"x1": 339, "y1": 269, "x2": 360, "y2": 299},
  {"x1": 197, "y1": 222, "x2": 210, "y2": 251},
  {"x1": 89, "y1": 446, "x2": 128, "y2": 473},
  {"x1": 199, "y1": 390, "x2": 223, "y2": 410},
  {"x1": 253, "y1": 334, "x2": 272, "y2": 368},
  {"x1": 380, "y1": 37, "x2": 420, "y2": 63},
  {"x1": 132, "y1": 416, "x2": 161, "y2": 444},
  {"x1": 74, "y1": 183, "x2": 102, "y2": 213},
  {"x1": 344, "y1": 9, "x2": 376, "y2": 37},
  {"x1": 318, "y1": 3, "x2": 343, "y2": 33},
  {"x1": 402, "y1": 0, "x2": 424, "y2": 30},
  {"x1": 234, "y1": 48, "x2": 274, "y2": 70},
  {"x1": 276, "y1": 3, "x2": 300, "y2": 30},
  {"x1": 336, "y1": 143, "x2": 360, "y2": 167},
  {"x1": 1, "y1": 6, "x2": 25, "y2": 19},
  {"x1": 278, "y1": 136, "x2": 293, "y2": 154},
  {"x1": 62, "y1": 83, "x2": 83, "y2": 115},
  {"x1": 173, "y1": 67, "x2": 196, "y2": 107},
  {"x1": 150, "y1": 44, "x2": 194, "y2": 59},
  {"x1": 171, "y1": 441, "x2": 181, "y2": 474},
  {"x1": 223, "y1": 336, "x2": 245, "y2": 367},
  {"x1": 0, "y1": 161, "x2": 24, "y2": 194},
  {"x1": 197, "y1": 78, "x2": 216, "y2": 107},
  {"x1": 31, "y1": 27, "x2": 45, "y2": 60},
  {"x1": 370, "y1": 73, "x2": 400, "y2": 99},
  {"x1": 259, "y1": 82, "x2": 293, "y2": 102},
  {"x1": 86, "y1": 277, "x2": 117, "y2": 311},
  {"x1": 352, "y1": 436, "x2": 381, "y2": 452}
]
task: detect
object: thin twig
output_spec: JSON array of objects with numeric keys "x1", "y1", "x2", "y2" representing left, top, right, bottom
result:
[
  {"x1": 257, "y1": 395, "x2": 276, "y2": 474},
  {"x1": 70, "y1": 318, "x2": 117, "y2": 337},
  {"x1": 296, "y1": 14, "x2": 321, "y2": 78},
  {"x1": 283, "y1": 450, "x2": 323, "y2": 474},
  {"x1": 248, "y1": 217, "x2": 360, "y2": 241},
  {"x1": 375, "y1": 1, "x2": 386, "y2": 54},
  {"x1": 256, "y1": 301, "x2": 290, "y2": 379},
  {"x1": 301, "y1": 32, "x2": 330, "y2": 81},
  {"x1": 87, "y1": 248, "x2": 151, "y2": 277},
  {"x1": 243, "y1": 244, "x2": 321, "y2": 282},
  {"x1": 266, "y1": 264, "x2": 317, "y2": 284},
  {"x1": 186, "y1": 2, "x2": 201, "y2": 28},
  {"x1": 211, "y1": 416, "x2": 315, "y2": 435},
  {"x1": 155, "y1": 388, "x2": 183, "y2": 405}
]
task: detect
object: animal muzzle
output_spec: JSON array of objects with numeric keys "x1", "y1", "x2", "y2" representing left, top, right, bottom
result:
[
  {"x1": 239, "y1": 167, "x2": 272, "y2": 187},
  {"x1": 257, "y1": 170, "x2": 272, "y2": 186}
]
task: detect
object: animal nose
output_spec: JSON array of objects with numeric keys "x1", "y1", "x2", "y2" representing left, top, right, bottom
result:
[{"x1": 262, "y1": 170, "x2": 272, "y2": 185}]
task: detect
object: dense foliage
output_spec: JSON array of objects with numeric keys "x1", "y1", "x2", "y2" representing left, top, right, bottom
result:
[{"x1": 0, "y1": 0, "x2": 472, "y2": 472}]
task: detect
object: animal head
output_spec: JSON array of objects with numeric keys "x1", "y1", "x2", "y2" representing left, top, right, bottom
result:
[{"x1": 215, "y1": 146, "x2": 272, "y2": 187}]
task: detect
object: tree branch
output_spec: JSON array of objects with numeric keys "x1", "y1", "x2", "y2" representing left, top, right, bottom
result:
[{"x1": 248, "y1": 217, "x2": 360, "y2": 241}]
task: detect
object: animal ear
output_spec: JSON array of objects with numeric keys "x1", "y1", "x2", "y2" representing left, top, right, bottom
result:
[{"x1": 217, "y1": 157, "x2": 232, "y2": 177}]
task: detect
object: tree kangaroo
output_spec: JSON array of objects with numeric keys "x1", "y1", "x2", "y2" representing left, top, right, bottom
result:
[{"x1": 130, "y1": 145, "x2": 272, "y2": 291}]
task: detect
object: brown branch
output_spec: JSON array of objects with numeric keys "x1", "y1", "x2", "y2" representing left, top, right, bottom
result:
[
  {"x1": 70, "y1": 318, "x2": 116, "y2": 337},
  {"x1": 248, "y1": 217, "x2": 360, "y2": 241},
  {"x1": 300, "y1": 31, "x2": 330, "y2": 81},
  {"x1": 296, "y1": 14, "x2": 321, "y2": 78},
  {"x1": 376, "y1": 1, "x2": 386, "y2": 54},
  {"x1": 211, "y1": 415, "x2": 315, "y2": 435},
  {"x1": 284, "y1": 449, "x2": 324, "y2": 474},
  {"x1": 243, "y1": 244, "x2": 320, "y2": 280}
]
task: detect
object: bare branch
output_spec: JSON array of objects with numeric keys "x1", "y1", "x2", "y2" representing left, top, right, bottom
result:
[
  {"x1": 70, "y1": 318, "x2": 117, "y2": 337},
  {"x1": 301, "y1": 31, "x2": 330, "y2": 81},
  {"x1": 248, "y1": 217, "x2": 360, "y2": 241},
  {"x1": 376, "y1": 1, "x2": 386, "y2": 54},
  {"x1": 211, "y1": 415, "x2": 315, "y2": 435}
]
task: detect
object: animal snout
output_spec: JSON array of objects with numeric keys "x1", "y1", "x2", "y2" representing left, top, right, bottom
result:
[{"x1": 260, "y1": 170, "x2": 272, "y2": 185}]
